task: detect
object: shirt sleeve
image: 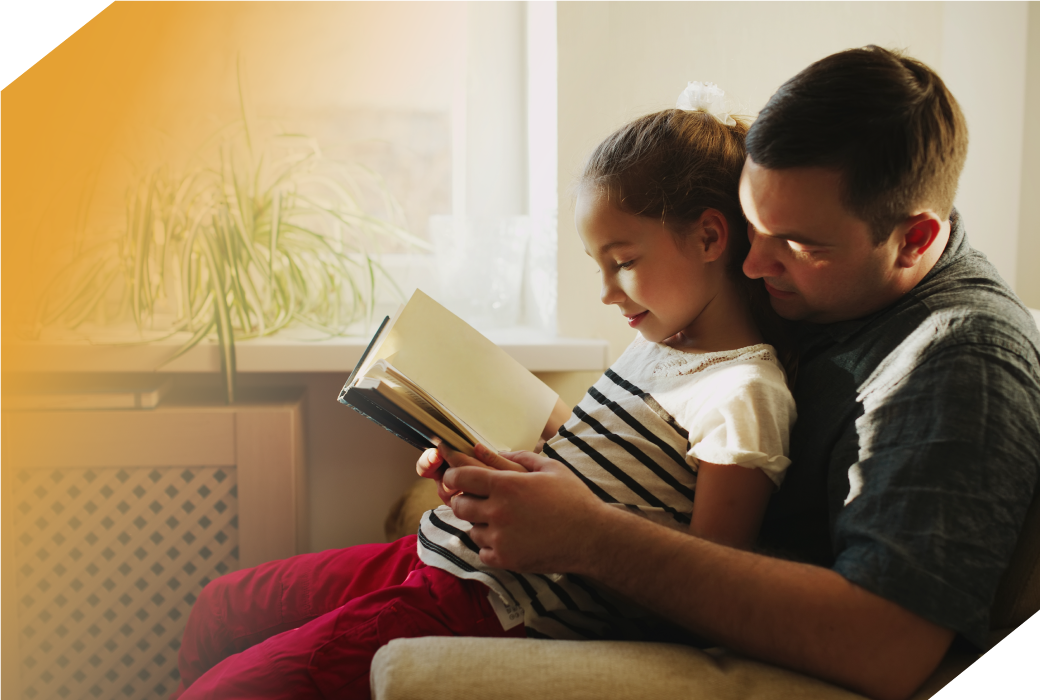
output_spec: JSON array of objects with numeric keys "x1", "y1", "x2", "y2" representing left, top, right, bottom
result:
[
  {"x1": 686, "y1": 361, "x2": 797, "y2": 486},
  {"x1": 831, "y1": 316, "x2": 1040, "y2": 649}
]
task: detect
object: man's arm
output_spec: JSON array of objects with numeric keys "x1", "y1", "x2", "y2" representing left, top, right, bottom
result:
[{"x1": 442, "y1": 451, "x2": 954, "y2": 700}]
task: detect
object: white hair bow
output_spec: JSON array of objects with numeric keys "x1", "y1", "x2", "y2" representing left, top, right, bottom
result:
[{"x1": 676, "y1": 81, "x2": 737, "y2": 126}]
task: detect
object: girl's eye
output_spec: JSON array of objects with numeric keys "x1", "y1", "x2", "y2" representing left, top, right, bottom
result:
[{"x1": 616, "y1": 260, "x2": 634, "y2": 270}]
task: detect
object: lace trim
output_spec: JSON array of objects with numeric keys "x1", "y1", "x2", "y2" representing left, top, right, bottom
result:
[{"x1": 651, "y1": 344, "x2": 779, "y2": 378}]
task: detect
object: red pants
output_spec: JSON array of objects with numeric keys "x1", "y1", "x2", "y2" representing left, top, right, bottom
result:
[{"x1": 171, "y1": 535, "x2": 523, "y2": 700}]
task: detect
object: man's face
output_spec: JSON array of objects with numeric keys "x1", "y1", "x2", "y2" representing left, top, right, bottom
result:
[{"x1": 739, "y1": 159, "x2": 903, "y2": 324}]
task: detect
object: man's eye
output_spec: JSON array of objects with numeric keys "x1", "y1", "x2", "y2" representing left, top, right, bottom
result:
[{"x1": 787, "y1": 241, "x2": 820, "y2": 254}]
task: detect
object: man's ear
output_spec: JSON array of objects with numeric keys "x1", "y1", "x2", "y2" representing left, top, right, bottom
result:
[
  {"x1": 696, "y1": 209, "x2": 729, "y2": 262},
  {"x1": 894, "y1": 212, "x2": 942, "y2": 269}
]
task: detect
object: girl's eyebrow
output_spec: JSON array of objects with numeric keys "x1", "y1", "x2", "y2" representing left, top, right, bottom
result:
[
  {"x1": 597, "y1": 241, "x2": 636, "y2": 253},
  {"x1": 583, "y1": 241, "x2": 638, "y2": 257}
]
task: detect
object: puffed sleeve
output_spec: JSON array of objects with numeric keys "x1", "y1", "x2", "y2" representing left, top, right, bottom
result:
[{"x1": 685, "y1": 360, "x2": 796, "y2": 486}]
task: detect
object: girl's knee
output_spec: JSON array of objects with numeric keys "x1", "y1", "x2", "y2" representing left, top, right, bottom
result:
[{"x1": 191, "y1": 574, "x2": 232, "y2": 623}]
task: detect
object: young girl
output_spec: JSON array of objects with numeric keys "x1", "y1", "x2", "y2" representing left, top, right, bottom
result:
[{"x1": 172, "y1": 84, "x2": 795, "y2": 699}]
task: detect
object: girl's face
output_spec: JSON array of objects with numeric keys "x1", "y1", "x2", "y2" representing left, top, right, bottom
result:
[{"x1": 575, "y1": 190, "x2": 725, "y2": 345}]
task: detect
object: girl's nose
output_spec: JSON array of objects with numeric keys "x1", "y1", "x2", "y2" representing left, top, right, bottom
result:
[{"x1": 600, "y1": 276, "x2": 625, "y2": 306}]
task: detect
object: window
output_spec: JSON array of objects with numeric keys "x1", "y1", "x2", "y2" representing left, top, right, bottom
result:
[{"x1": 8, "y1": 2, "x2": 557, "y2": 345}]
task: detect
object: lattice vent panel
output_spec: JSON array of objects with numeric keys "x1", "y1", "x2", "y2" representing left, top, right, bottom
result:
[{"x1": 13, "y1": 466, "x2": 239, "y2": 700}]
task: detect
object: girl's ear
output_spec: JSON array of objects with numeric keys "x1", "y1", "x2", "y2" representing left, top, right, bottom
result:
[{"x1": 697, "y1": 209, "x2": 729, "y2": 263}]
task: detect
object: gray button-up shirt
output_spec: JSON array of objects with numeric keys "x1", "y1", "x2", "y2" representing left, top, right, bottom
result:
[{"x1": 759, "y1": 211, "x2": 1040, "y2": 649}]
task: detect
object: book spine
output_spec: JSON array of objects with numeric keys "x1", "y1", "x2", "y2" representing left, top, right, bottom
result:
[{"x1": 341, "y1": 389, "x2": 432, "y2": 452}]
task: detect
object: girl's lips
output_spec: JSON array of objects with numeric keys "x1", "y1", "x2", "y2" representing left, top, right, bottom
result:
[{"x1": 626, "y1": 311, "x2": 649, "y2": 327}]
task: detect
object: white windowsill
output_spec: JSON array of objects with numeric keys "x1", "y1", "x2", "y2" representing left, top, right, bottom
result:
[{"x1": 4, "y1": 327, "x2": 610, "y2": 374}]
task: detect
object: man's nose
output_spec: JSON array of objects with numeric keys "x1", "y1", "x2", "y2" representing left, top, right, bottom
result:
[{"x1": 743, "y1": 232, "x2": 781, "y2": 280}]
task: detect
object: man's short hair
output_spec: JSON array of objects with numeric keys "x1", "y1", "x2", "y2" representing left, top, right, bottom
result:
[{"x1": 745, "y1": 46, "x2": 968, "y2": 243}]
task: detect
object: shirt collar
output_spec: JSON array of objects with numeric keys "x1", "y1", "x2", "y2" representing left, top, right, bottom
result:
[{"x1": 921, "y1": 207, "x2": 967, "y2": 284}]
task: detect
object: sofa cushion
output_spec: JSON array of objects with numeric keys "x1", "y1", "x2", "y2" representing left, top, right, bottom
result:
[
  {"x1": 385, "y1": 479, "x2": 442, "y2": 541},
  {"x1": 370, "y1": 637, "x2": 979, "y2": 700}
]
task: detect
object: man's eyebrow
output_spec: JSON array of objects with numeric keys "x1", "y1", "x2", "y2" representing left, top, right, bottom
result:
[
  {"x1": 775, "y1": 232, "x2": 829, "y2": 246},
  {"x1": 751, "y1": 225, "x2": 829, "y2": 247}
]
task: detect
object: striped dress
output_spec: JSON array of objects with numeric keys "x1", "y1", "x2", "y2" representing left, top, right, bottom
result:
[{"x1": 417, "y1": 336, "x2": 796, "y2": 640}]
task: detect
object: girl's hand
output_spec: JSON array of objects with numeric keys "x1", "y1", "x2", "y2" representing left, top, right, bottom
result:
[
  {"x1": 415, "y1": 447, "x2": 455, "y2": 507},
  {"x1": 415, "y1": 443, "x2": 528, "y2": 507},
  {"x1": 415, "y1": 446, "x2": 444, "y2": 479}
]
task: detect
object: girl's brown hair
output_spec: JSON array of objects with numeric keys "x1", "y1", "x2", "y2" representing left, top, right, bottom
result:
[{"x1": 579, "y1": 109, "x2": 796, "y2": 382}]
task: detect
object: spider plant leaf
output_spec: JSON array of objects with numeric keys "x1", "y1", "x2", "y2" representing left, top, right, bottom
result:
[
  {"x1": 253, "y1": 151, "x2": 265, "y2": 208},
  {"x1": 235, "y1": 254, "x2": 266, "y2": 336},
  {"x1": 296, "y1": 196, "x2": 429, "y2": 250},
  {"x1": 65, "y1": 271, "x2": 120, "y2": 329},
  {"x1": 222, "y1": 208, "x2": 259, "y2": 332},
  {"x1": 204, "y1": 233, "x2": 237, "y2": 404},
  {"x1": 365, "y1": 256, "x2": 377, "y2": 322},
  {"x1": 180, "y1": 210, "x2": 207, "y2": 328},
  {"x1": 129, "y1": 180, "x2": 145, "y2": 326},
  {"x1": 46, "y1": 260, "x2": 112, "y2": 326},
  {"x1": 369, "y1": 256, "x2": 406, "y2": 303},
  {"x1": 269, "y1": 189, "x2": 281, "y2": 306},
  {"x1": 236, "y1": 54, "x2": 253, "y2": 157},
  {"x1": 216, "y1": 211, "x2": 252, "y2": 333},
  {"x1": 226, "y1": 169, "x2": 259, "y2": 271},
  {"x1": 36, "y1": 244, "x2": 116, "y2": 326}
]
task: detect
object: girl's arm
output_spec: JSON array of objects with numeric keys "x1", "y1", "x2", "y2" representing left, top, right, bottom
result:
[
  {"x1": 536, "y1": 398, "x2": 573, "y2": 451},
  {"x1": 690, "y1": 462, "x2": 775, "y2": 550},
  {"x1": 543, "y1": 397, "x2": 573, "y2": 439}
]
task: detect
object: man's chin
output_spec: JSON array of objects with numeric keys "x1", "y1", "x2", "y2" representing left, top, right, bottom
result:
[{"x1": 767, "y1": 295, "x2": 810, "y2": 321}]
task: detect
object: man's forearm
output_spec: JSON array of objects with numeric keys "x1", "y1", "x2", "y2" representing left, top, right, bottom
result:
[
  {"x1": 442, "y1": 454, "x2": 954, "y2": 700},
  {"x1": 573, "y1": 505, "x2": 953, "y2": 700}
]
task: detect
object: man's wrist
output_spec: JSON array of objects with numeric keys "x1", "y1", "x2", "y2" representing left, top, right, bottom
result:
[{"x1": 568, "y1": 502, "x2": 649, "y2": 579}]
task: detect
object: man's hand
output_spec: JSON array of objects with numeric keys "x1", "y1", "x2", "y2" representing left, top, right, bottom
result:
[
  {"x1": 430, "y1": 445, "x2": 953, "y2": 700},
  {"x1": 441, "y1": 448, "x2": 606, "y2": 573}
]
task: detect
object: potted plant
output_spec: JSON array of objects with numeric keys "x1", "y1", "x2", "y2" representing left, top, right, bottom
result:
[{"x1": 36, "y1": 88, "x2": 426, "y2": 402}]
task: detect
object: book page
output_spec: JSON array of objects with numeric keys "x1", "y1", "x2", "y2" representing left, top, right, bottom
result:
[
  {"x1": 355, "y1": 377, "x2": 476, "y2": 457},
  {"x1": 365, "y1": 289, "x2": 558, "y2": 452},
  {"x1": 372, "y1": 361, "x2": 495, "y2": 450}
]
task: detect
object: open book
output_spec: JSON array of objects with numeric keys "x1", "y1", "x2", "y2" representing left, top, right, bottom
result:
[{"x1": 338, "y1": 289, "x2": 559, "y2": 456}]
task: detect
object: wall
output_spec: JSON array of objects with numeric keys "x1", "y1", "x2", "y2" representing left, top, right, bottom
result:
[
  {"x1": 1019, "y1": 3, "x2": 1040, "y2": 309},
  {"x1": 941, "y1": 2, "x2": 1028, "y2": 291},
  {"x1": 556, "y1": 1, "x2": 1038, "y2": 363}
]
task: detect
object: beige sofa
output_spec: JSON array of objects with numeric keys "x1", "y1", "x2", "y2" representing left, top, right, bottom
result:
[{"x1": 372, "y1": 423, "x2": 1040, "y2": 699}]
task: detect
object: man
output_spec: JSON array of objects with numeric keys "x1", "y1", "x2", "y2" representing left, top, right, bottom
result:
[{"x1": 432, "y1": 47, "x2": 1040, "y2": 700}]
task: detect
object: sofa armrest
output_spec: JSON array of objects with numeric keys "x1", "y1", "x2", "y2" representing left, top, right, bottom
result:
[{"x1": 370, "y1": 638, "x2": 870, "y2": 700}]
